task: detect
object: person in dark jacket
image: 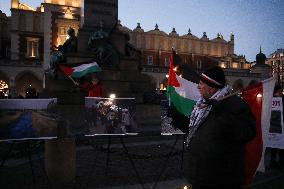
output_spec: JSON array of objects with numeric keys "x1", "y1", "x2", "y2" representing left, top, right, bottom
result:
[{"x1": 184, "y1": 66, "x2": 256, "y2": 189}]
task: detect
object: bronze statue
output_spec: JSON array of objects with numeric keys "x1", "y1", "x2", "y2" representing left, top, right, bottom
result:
[
  {"x1": 49, "y1": 27, "x2": 77, "y2": 79},
  {"x1": 59, "y1": 27, "x2": 77, "y2": 53},
  {"x1": 88, "y1": 21, "x2": 119, "y2": 69}
]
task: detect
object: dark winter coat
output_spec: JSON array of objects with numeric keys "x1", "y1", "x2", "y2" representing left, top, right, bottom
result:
[{"x1": 184, "y1": 95, "x2": 256, "y2": 187}]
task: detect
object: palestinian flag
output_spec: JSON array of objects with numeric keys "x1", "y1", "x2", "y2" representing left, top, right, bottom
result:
[
  {"x1": 59, "y1": 62, "x2": 102, "y2": 78},
  {"x1": 242, "y1": 77, "x2": 275, "y2": 186},
  {"x1": 167, "y1": 52, "x2": 200, "y2": 116}
]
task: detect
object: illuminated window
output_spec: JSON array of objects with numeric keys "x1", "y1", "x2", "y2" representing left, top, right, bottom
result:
[
  {"x1": 40, "y1": 5, "x2": 44, "y2": 12},
  {"x1": 219, "y1": 62, "x2": 226, "y2": 68},
  {"x1": 232, "y1": 63, "x2": 238, "y2": 69},
  {"x1": 57, "y1": 27, "x2": 68, "y2": 46},
  {"x1": 26, "y1": 37, "x2": 39, "y2": 58},
  {"x1": 243, "y1": 63, "x2": 250, "y2": 69},
  {"x1": 59, "y1": 27, "x2": 66, "y2": 35},
  {"x1": 147, "y1": 55, "x2": 153, "y2": 65},
  {"x1": 160, "y1": 83, "x2": 166, "y2": 91}
]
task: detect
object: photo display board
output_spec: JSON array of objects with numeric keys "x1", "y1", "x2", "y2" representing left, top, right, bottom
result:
[
  {"x1": 0, "y1": 99, "x2": 58, "y2": 141},
  {"x1": 267, "y1": 97, "x2": 284, "y2": 149},
  {"x1": 84, "y1": 97, "x2": 137, "y2": 135}
]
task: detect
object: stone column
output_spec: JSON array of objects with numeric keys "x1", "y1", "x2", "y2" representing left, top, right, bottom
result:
[
  {"x1": 43, "y1": 6, "x2": 52, "y2": 71},
  {"x1": 9, "y1": 76, "x2": 17, "y2": 97}
]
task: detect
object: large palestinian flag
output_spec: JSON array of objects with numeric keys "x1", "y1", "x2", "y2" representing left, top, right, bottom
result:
[
  {"x1": 166, "y1": 52, "x2": 200, "y2": 116},
  {"x1": 242, "y1": 77, "x2": 275, "y2": 186}
]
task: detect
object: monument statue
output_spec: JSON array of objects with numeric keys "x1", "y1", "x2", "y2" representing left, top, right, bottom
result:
[
  {"x1": 49, "y1": 27, "x2": 78, "y2": 79},
  {"x1": 59, "y1": 27, "x2": 77, "y2": 53},
  {"x1": 88, "y1": 21, "x2": 119, "y2": 69}
]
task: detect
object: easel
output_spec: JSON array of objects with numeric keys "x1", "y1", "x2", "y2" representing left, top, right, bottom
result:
[
  {"x1": 85, "y1": 134, "x2": 146, "y2": 189},
  {"x1": 83, "y1": 97, "x2": 186, "y2": 189},
  {"x1": 0, "y1": 141, "x2": 14, "y2": 169},
  {"x1": 120, "y1": 135, "x2": 146, "y2": 189},
  {"x1": 0, "y1": 139, "x2": 51, "y2": 189},
  {"x1": 152, "y1": 134, "x2": 186, "y2": 189},
  {"x1": 0, "y1": 98, "x2": 57, "y2": 188}
]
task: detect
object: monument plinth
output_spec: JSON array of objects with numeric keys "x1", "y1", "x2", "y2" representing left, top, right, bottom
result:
[
  {"x1": 77, "y1": 0, "x2": 126, "y2": 55},
  {"x1": 81, "y1": 0, "x2": 118, "y2": 30}
]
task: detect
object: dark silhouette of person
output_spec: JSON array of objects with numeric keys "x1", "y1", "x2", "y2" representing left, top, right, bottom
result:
[{"x1": 73, "y1": 73, "x2": 103, "y2": 97}]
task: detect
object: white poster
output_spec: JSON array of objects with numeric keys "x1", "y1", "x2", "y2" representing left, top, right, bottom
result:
[{"x1": 267, "y1": 97, "x2": 284, "y2": 149}]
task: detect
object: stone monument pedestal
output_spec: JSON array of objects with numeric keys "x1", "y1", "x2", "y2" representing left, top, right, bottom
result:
[{"x1": 45, "y1": 138, "x2": 76, "y2": 186}]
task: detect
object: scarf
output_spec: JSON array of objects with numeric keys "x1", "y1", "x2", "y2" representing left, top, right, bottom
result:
[{"x1": 186, "y1": 85, "x2": 231, "y2": 147}]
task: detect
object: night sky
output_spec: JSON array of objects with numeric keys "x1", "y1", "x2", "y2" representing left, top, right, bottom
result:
[{"x1": 1, "y1": 0, "x2": 283, "y2": 61}]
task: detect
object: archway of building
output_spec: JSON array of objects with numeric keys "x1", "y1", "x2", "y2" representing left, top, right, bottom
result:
[
  {"x1": 15, "y1": 71, "x2": 42, "y2": 98},
  {"x1": 0, "y1": 71, "x2": 10, "y2": 98}
]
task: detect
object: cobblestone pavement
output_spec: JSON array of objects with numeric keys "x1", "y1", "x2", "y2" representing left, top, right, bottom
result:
[{"x1": 0, "y1": 136, "x2": 284, "y2": 189}]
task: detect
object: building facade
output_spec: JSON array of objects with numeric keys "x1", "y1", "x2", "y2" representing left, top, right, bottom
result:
[
  {"x1": 118, "y1": 22, "x2": 261, "y2": 90},
  {"x1": 266, "y1": 49, "x2": 284, "y2": 91},
  {"x1": 0, "y1": 10, "x2": 10, "y2": 59},
  {"x1": 0, "y1": 0, "x2": 81, "y2": 97},
  {"x1": 0, "y1": 0, "x2": 272, "y2": 98}
]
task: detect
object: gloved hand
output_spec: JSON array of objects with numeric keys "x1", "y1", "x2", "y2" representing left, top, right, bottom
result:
[{"x1": 205, "y1": 99, "x2": 223, "y2": 114}]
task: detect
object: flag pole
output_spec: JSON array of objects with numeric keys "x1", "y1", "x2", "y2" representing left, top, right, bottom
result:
[
  {"x1": 168, "y1": 48, "x2": 175, "y2": 107},
  {"x1": 68, "y1": 76, "x2": 76, "y2": 84},
  {"x1": 217, "y1": 90, "x2": 241, "y2": 101}
]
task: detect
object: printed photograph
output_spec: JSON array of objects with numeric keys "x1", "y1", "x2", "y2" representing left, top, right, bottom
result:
[
  {"x1": 84, "y1": 97, "x2": 137, "y2": 135},
  {"x1": 0, "y1": 99, "x2": 58, "y2": 141}
]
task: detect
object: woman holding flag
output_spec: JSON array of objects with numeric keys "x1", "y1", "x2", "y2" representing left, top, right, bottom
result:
[
  {"x1": 73, "y1": 73, "x2": 103, "y2": 97},
  {"x1": 59, "y1": 62, "x2": 103, "y2": 97}
]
